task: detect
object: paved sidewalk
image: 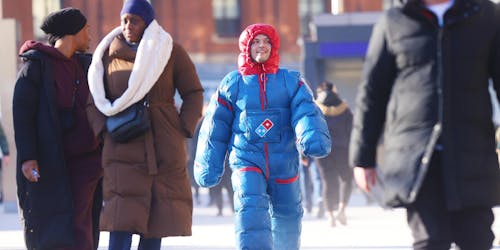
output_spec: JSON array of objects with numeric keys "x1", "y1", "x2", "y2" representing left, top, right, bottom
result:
[{"x1": 0, "y1": 191, "x2": 499, "y2": 249}]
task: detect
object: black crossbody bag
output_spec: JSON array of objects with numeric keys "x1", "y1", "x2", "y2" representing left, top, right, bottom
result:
[{"x1": 106, "y1": 97, "x2": 151, "y2": 143}]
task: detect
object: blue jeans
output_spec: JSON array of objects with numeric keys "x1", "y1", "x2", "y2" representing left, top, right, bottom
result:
[{"x1": 109, "y1": 231, "x2": 161, "y2": 250}]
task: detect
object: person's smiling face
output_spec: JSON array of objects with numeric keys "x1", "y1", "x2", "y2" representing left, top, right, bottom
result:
[
  {"x1": 121, "y1": 13, "x2": 146, "y2": 43},
  {"x1": 250, "y1": 34, "x2": 272, "y2": 63}
]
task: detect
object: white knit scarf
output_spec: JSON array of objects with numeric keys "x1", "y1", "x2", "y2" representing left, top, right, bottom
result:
[{"x1": 88, "y1": 20, "x2": 173, "y2": 116}]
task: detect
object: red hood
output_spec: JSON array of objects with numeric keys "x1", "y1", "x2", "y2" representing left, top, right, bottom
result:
[
  {"x1": 19, "y1": 40, "x2": 68, "y2": 60},
  {"x1": 238, "y1": 23, "x2": 280, "y2": 75}
]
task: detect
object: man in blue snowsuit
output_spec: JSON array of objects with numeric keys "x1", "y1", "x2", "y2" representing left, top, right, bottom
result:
[{"x1": 194, "y1": 23, "x2": 331, "y2": 250}]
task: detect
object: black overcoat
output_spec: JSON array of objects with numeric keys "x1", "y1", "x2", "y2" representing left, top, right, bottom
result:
[
  {"x1": 13, "y1": 50, "x2": 92, "y2": 249},
  {"x1": 349, "y1": 0, "x2": 500, "y2": 208}
]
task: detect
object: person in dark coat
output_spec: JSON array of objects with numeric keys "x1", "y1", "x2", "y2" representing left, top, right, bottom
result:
[
  {"x1": 208, "y1": 154, "x2": 234, "y2": 216},
  {"x1": 13, "y1": 8, "x2": 102, "y2": 250},
  {"x1": 314, "y1": 81, "x2": 353, "y2": 227},
  {"x1": 349, "y1": 0, "x2": 500, "y2": 249},
  {"x1": 186, "y1": 119, "x2": 203, "y2": 205},
  {"x1": 0, "y1": 121, "x2": 10, "y2": 204}
]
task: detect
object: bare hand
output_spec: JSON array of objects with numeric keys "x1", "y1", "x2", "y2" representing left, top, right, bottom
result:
[
  {"x1": 21, "y1": 160, "x2": 40, "y2": 182},
  {"x1": 353, "y1": 166, "x2": 376, "y2": 192}
]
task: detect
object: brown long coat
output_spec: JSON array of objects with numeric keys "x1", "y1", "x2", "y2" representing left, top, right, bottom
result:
[{"x1": 87, "y1": 35, "x2": 204, "y2": 238}]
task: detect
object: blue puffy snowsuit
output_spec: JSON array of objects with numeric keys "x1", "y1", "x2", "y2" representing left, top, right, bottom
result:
[{"x1": 194, "y1": 24, "x2": 331, "y2": 250}]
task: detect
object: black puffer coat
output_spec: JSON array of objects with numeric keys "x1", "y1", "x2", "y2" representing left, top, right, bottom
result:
[{"x1": 349, "y1": 0, "x2": 500, "y2": 208}]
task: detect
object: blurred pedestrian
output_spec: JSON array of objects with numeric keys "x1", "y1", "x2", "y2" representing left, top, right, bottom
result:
[
  {"x1": 0, "y1": 122, "x2": 9, "y2": 204},
  {"x1": 310, "y1": 161, "x2": 325, "y2": 217},
  {"x1": 314, "y1": 81, "x2": 353, "y2": 227},
  {"x1": 186, "y1": 120, "x2": 203, "y2": 205},
  {"x1": 13, "y1": 7, "x2": 102, "y2": 250},
  {"x1": 86, "y1": 0, "x2": 204, "y2": 249},
  {"x1": 299, "y1": 155, "x2": 314, "y2": 214},
  {"x1": 194, "y1": 23, "x2": 331, "y2": 250},
  {"x1": 299, "y1": 155, "x2": 324, "y2": 218},
  {"x1": 209, "y1": 154, "x2": 234, "y2": 216},
  {"x1": 350, "y1": 0, "x2": 500, "y2": 249}
]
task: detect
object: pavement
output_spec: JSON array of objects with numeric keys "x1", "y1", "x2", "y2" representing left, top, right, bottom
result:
[{"x1": 0, "y1": 190, "x2": 499, "y2": 250}]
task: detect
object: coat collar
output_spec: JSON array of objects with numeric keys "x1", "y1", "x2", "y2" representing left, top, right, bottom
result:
[
  {"x1": 88, "y1": 20, "x2": 173, "y2": 116},
  {"x1": 402, "y1": 0, "x2": 482, "y2": 26},
  {"x1": 108, "y1": 34, "x2": 136, "y2": 62}
]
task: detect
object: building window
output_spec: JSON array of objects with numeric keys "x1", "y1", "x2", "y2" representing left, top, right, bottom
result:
[
  {"x1": 299, "y1": 0, "x2": 327, "y2": 38},
  {"x1": 213, "y1": 0, "x2": 240, "y2": 37},
  {"x1": 331, "y1": 0, "x2": 344, "y2": 14},
  {"x1": 33, "y1": 0, "x2": 62, "y2": 39}
]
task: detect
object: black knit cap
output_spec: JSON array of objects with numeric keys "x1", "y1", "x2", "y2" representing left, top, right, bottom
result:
[{"x1": 40, "y1": 7, "x2": 87, "y2": 45}]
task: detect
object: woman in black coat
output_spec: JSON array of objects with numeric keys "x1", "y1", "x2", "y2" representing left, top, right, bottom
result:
[
  {"x1": 13, "y1": 8, "x2": 102, "y2": 250},
  {"x1": 314, "y1": 82, "x2": 353, "y2": 227}
]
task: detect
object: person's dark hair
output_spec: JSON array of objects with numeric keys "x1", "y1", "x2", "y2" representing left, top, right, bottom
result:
[
  {"x1": 316, "y1": 81, "x2": 342, "y2": 107},
  {"x1": 318, "y1": 81, "x2": 334, "y2": 92}
]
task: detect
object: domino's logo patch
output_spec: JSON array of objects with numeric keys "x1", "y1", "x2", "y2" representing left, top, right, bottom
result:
[{"x1": 255, "y1": 118, "x2": 274, "y2": 138}]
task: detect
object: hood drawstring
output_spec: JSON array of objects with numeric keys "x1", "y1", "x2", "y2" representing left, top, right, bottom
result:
[{"x1": 258, "y1": 66, "x2": 268, "y2": 110}]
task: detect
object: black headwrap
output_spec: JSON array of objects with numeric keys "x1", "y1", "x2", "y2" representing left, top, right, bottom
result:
[
  {"x1": 40, "y1": 7, "x2": 87, "y2": 46},
  {"x1": 316, "y1": 81, "x2": 343, "y2": 107}
]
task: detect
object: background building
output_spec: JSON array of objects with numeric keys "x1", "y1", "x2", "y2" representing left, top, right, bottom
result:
[
  {"x1": 0, "y1": 0, "x2": 389, "y2": 212},
  {"x1": 3, "y1": 0, "x2": 384, "y2": 63},
  {"x1": 4, "y1": 0, "x2": 388, "y2": 100}
]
